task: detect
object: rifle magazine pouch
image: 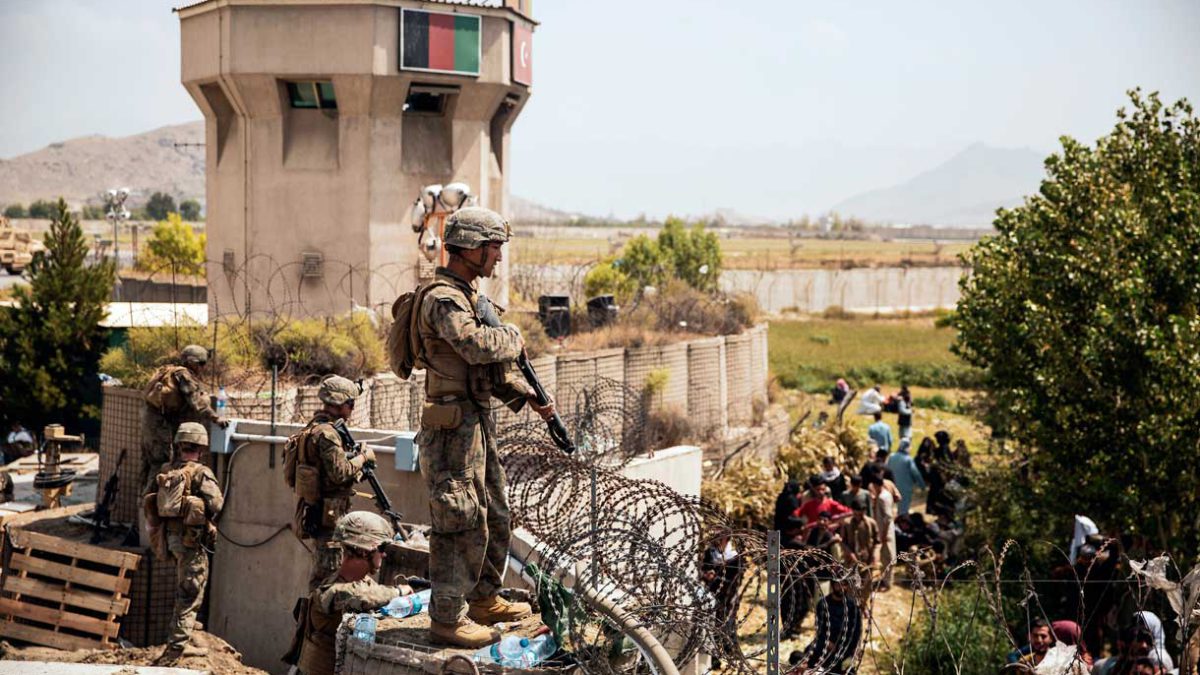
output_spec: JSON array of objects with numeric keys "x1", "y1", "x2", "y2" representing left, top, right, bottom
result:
[
  {"x1": 428, "y1": 470, "x2": 480, "y2": 534},
  {"x1": 294, "y1": 464, "x2": 321, "y2": 504},
  {"x1": 292, "y1": 499, "x2": 311, "y2": 540},
  {"x1": 421, "y1": 402, "x2": 462, "y2": 430},
  {"x1": 181, "y1": 495, "x2": 206, "y2": 526}
]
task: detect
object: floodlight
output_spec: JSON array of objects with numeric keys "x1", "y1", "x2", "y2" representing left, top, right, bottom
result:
[
  {"x1": 106, "y1": 189, "x2": 118, "y2": 200},
  {"x1": 440, "y1": 182, "x2": 470, "y2": 209},
  {"x1": 421, "y1": 185, "x2": 443, "y2": 212},
  {"x1": 409, "y1": 200, "x2": 427, "y2": 232},
  {"x1": 421, "y1": 233, "x2": 442, "y2": 262},
  {"x1": 120, "y1": 209, "x2": 131, "y2": 220}
]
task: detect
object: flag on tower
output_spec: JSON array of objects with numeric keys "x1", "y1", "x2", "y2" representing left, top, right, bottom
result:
[{"x1": 401, "y1": 9, "x2": 481, "y2": 75}]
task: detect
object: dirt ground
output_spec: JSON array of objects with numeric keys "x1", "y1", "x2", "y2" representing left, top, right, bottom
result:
[{"x1": 0, "y1": 630, "x2": 267, "y2": 675}]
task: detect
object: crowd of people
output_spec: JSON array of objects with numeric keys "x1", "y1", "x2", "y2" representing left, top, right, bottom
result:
[{"x1": 1009, "y1": 612, "x2": 1178, "y2": 674}]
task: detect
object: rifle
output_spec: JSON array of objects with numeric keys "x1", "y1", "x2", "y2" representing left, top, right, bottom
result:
[
  {"x1": 90, "y1": 448, "x2": 126, "y2": 544},
  {"x1": 477, "y1": 295, "x2": 576, "y2": 454},
  {"x1": 333, "y1": 420, "x2": 409, "y2": 538}
]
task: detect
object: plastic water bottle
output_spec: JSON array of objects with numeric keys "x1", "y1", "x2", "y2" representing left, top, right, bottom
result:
[
  {"x1": 381, "y1": 589, "x2": 431, "y2": 618},
  {"x1": 216, "y1": 386, "x2": 228, "y2": 417},
  {"x1": 352, "y1": 614, "x2": 377, "y2": 644},
  {"x1": 473, "y1": 635, "x2": 529, "y2": 667},
  {"x1": 524, "y1": 634, "x2": 557, "y2": 666}
]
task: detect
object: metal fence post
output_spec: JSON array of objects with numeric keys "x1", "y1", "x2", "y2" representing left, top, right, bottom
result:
[{"x1": 767, "y1": 529, "x2": 780, "y2": 675}]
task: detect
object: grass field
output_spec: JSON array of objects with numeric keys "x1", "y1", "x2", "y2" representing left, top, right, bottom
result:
[
  {"x1": 768, "y1": 317, "x2": 980, "y2": 393},
  {"x1": 512, "y1": 236, "x2": 971, "y2": 269}
]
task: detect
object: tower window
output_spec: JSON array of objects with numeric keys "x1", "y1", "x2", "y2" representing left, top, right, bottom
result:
[
  {"x1": 404, "y1": 83, "x2": 459, "y2": 115},
  {"x1": 287, "y1": 81, "x2": 337, "y2": 110}
]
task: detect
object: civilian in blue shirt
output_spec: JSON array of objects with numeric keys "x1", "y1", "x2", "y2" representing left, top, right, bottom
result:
[{"x1": 867, "y1": 412, "x2": 892, "y2": 454}]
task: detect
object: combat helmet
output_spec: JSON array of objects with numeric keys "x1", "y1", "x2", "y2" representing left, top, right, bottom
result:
[
  {"x1": 443, "y1": 207, "x2": 510, "y2": 250},
  {"x1": 333, "y1": 511, "x2": 394, "y2": 551},
  {"x1": 174, "y1": 422, "x2": 209, "y2": 447},
  {"x1": 318, "y1": 375, "x2": 361, "y2": 406},
  {"x1": 180, "y1": 344, "x2": 209, "y2": 366}
]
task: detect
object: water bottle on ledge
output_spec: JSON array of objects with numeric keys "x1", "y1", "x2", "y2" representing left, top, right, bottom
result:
[
  {"x1": 381, "y1": 589, "x2": 432, "y2": 618},
  {"x1": 216, "y1": 386, "x2": 228, "y2": 417},
  {"x1": 474, "y1": 635, "x2": 529, "y2": 667},
  {"x1": 352, "y1": 614, "x2": 377, "y2": 644}
]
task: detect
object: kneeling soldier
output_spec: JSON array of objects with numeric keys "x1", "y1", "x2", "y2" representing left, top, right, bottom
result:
[
  {"x1": 145, "y1": 422, "x2": 224, "y2": 664},
  {"x1": 295, "y1": 511, "x2": 414, "y2": 675}
]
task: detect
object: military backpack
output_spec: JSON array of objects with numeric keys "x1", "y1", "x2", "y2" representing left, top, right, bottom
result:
[
  {"x1": 386, "y1": 280, "x2": 454, "y2": 379},
  {"x1": 144, "y1": 365, "x2": 189, "y2": 413}
]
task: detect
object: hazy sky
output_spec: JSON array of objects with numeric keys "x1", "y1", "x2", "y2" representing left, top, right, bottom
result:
[{"x1": 1, "y1": 0, "x2": 1197, "y2": 218}]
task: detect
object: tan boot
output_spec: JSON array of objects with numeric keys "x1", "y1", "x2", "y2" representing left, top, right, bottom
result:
[
  {"x1": 467, "y1": 595, "x2": 532, "y2": 625},
  {"x1": 430, "y1": 618, "x2": 500, "y2": 649}
]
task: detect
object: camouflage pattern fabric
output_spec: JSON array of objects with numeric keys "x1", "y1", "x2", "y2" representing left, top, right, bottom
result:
[
  {"x1": 300, "y1": 412, "x2": 364, "y2": 590},
  {"x1": 165, "y1": 537, "x2": 209, "y2": 650},
  {"x1": 416, "y1": 268, "x2": 532, "y2": 625},
  {"x1": 299, "y1": 574, "x2": 401, "y2": 675},
  {"x1": 140, "y1": 366, "x2": 218, "y2": 494}
]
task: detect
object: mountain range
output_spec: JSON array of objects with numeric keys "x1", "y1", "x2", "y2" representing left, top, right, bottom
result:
[{"x1": 0, "y1": 121, "x2": 1046, "y2": 227}]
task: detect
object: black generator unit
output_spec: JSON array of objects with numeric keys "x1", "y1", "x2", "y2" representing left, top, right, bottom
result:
[{"x1": 538, "y1": 294, "x2": 571, "y2": 338}]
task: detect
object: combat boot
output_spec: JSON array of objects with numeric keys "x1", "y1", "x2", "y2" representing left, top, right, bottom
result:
[
  {"x1": 430, "y1": 618, "x2": 500, "y2": 649},
  {"x1": 467, "y1": 595, "x2": 532, "y2": 625}
]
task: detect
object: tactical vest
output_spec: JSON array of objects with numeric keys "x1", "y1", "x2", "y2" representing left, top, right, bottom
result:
[
  {"x1": 297, "y1": 589, "x2": 341, "y2": 675},
  {"x1": 149, "y1": 461, "x2": 210, "y2": 530},
  {"x1": 416, "y1": 279, "x2": 502, "y2": 404}
]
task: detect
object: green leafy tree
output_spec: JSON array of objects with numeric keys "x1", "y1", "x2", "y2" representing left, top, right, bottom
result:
[
  {"x1": 0, "y1": 199, "x2": 115, "y2": 431},
  {"x1": 145, "y1": 192, "x2": 177, "y2": 221},
  {"x1": 619, "y1": 233, "x2": 671, "y2": 291},
  {"x1": 4, "y1": 204, "x2": 27, "y2": 219},
  {"x1": 179, "y1": 199, "x2": 203, "y2": 221},
  {"x1": 27, "y1": 199, "x2": 56, "y2": 219},
  {"x1": 953, "y1": 91, "x2": 1200, "y2": 554},
  {"x1": 583, "y1": 257, "x2": 638, "y2": 302},
  {"x1": 136, "y1": 212, "x2": 207, "y2": 276},
  {"x1": 657, "y1": 217, "x2": 722, "y2": 291}
]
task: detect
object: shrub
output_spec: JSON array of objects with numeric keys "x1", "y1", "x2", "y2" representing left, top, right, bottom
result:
[
  {"x1": 4, "y1": 204, "x2": 27, "y2": 219},
  {"x1": 582, "y1": 257, "x2": 637, "y2": 303},
  {"x1": 99, "y1": 321, "x2": 261, "y2": 389},
  {"x1": 179, "y1": 199, "x2": 202, "y2": 221},
  {"x1": 896, "y1": 583, "x2": 1014, "y2": 675},
  {"x1": 27, "y1": 199, "x2": 56, "y2": 220},
  {"x1": 145, "y1": 192, "x2": 177, "y2": 221},
  {"x1": 265, "y1": 313, "x2": 384, "y2": 381},
  {"x1": 701, "y1": 456, "x2": 782, "y2": 530},
  {"x1": 644, "y1": 405, "x2": 692, "y2": 450}
]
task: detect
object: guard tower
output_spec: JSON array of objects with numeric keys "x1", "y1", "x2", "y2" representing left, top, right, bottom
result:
[{"x1": 177, "y1": 0, "x2": 535, "y2": 317}]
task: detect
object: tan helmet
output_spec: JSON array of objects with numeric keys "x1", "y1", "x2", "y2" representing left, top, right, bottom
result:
[
  {"x1": 174, "y1": 422, "x2": 208, "y2": 447},
  {"x1": 443, "y1": 207, "x2": 510, "y2": 250},
  {"x1": 180, "y1": 344, "x2": 209, "y2": 366},
  {"x1": 318, "y1": 375, "x2": 361, "y2": 406},
  {"x1": 333, "y1": 511, "x2": 393, "y2": 551}
]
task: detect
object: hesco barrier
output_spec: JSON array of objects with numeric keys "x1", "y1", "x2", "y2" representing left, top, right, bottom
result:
[
  {"x1": 687, "y1": 337, "x2": 728, "y2": 439},
  {"x1": 99, "y1": 326, "x2": 771, "y2": 463},
  {"x1": 625, "y1": 343, "x2": 689, "y2": 413},
  {"x1": 723, "y1": 332, "x2": 754, "y2": 427},
  {"x1": 98, "y1": 387, "x2": 145, "y2": 524}
]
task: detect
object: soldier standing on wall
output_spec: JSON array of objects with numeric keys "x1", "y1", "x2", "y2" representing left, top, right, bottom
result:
[
  {"x1": 285, "y1": 375, "x2": 376, "y2": 590},
  {"x1": 410, "y1": 207, "x2": 555, "y2": 648},
  {"x1": 145, "y1": 422, "x2": 224, "y2": 665},
  {"x1": 140, "y1": 345, "x2": 227, "y2": 495},
  {"x1": 293, "y1": 512, "x2": 414, "y2": 675}
]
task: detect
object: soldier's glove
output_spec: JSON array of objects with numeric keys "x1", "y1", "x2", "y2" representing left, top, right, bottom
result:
[{"x1": 352, "y1": 447, "x2": 377, "y2": 469}]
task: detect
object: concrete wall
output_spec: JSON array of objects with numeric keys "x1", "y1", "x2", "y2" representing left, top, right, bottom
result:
[{"x1": 179, "y1": 1, "x2": 534, "y2": 318}]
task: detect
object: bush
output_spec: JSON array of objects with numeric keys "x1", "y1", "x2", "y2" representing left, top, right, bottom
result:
[
  {"x1": 179, "y1": 199, "x2": 202, "y2": 221},
  {"x1": 99, "y1": 322, "x2": 261, "y2": 389},
  {"x1": 4, "y1": 204, "x2": 27, "y2": 219},
  {"x1": 701, "y1": 457, "x2": 782, "y2": 530},
  {"x1": 896, "y1": 583, "x2": 1014, "y2": 675},
  {"x1": 27, "y1": 199, "x2": 56, "y2": 219},
  {"x1": 582, "y1": 257, "x2": 637, "y2": 303},
  {"x1": 644, "y1": 405, "x2": 693, "y2": 449},
  {"x1": 265, "y1": 313, "x2": 384, "y2": 381}
]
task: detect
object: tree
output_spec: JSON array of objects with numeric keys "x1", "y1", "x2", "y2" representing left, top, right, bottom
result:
[
  {"x1": 27, "y1": 199, "x2": 56, "y2": 219},
  {"x1": 136, "y1": 212, "x2": 207, "y2": 276},
  {"x1": 179, "y1": 199, "x2": 203, "y2": 221},
  {"x1": 0, "y1": 199, "x2": 115, "y2": 433},
  {"x1": 3, "y1": 204, "x2": 27, "y2": 219},
  {"x1": 145, "y1": 192, "x2": 177, "y2": 221},
  {"x1": 656, "y1": 217, "x2": 722, "y2": 291},
  {"x1": 952, "y1": 91, "x2": 1200, "y2": 555}
]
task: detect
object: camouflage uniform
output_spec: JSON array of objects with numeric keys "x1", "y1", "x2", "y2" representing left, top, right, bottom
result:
[
  {"x1": 297, "y1": 512, "x2": 403, "y2": 675},
  {"x1": 151, "y1": 424, "x2": 224, "y2": 654},
  {"x1": 141, "y1": 346, "x2": 219, "y2": 495},
  {"x1": 416, "y1": 265, "x2": 531, "y2": 626},
  {"x1": 290, "y1": 376, "x2": 369, "y2": 590}
]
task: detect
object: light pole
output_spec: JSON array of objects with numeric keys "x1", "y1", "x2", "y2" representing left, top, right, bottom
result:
[{"x1": 104, "y1": 188, "x2": 131, "y2": 270}]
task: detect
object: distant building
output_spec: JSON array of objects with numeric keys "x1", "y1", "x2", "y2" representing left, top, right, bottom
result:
[{"x1": 177, "y1": 0, "x2": 535, "y2": 317}]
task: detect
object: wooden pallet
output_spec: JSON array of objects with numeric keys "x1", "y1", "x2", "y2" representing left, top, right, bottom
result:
[{"x1": 0, "y1": 527, "x2": 141, "y2": 650}]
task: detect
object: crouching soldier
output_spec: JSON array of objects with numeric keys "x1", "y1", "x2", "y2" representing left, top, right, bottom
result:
[
  {"x1": 144, "y1": 422, "x2": 224, "y2": 664},
  {"x1": 292, "y1": 511, "x2": 414, "y2": 675}
]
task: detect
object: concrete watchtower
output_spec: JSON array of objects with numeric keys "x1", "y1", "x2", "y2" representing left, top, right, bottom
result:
[{"x1": 177, "y1": 0, "x2": 534, "y2": 318}]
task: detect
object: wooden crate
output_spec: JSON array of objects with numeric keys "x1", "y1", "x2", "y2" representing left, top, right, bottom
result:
[{"x1": 0, "y1": 527, "x2": 141, "y2": 650}]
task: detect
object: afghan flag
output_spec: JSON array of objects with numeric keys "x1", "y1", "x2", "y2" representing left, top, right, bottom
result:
[{"x1": 401, "y1": 9, "x2": 481, "y2": 75}]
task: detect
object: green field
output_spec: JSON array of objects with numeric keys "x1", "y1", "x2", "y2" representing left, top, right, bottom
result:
[
  {"x1": 512, "y1": 236, "x2": 970, "y2": 269},
  {"x1": 768, "y1": 317, "x2": 980, "y2": 393}
]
